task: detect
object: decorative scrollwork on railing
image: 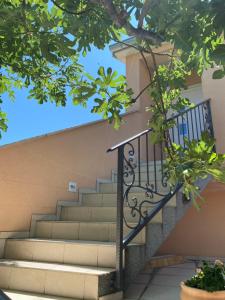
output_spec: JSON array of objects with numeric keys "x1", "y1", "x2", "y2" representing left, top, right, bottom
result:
[
  {"x1": 123, "y1": 180, "x2": 173, "y2": 229},
  {"x1": 107, "y1": 99, "x2": 214, "y2": 291},
  {"x1": 116, "y1": 100, "x2": 214, "y2": 235},
  {"x1": 122, "y1": 141, "x2": 173, "y2": 230},
  {"x1": 123, "y1": 142, "x2": 137, "y2": 187}
]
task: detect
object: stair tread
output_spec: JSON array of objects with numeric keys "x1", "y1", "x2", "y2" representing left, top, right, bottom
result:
[
  {"x1": 3, "y1": 290, "x2": 74, "y2": 300},
  {"x1": 84, "y1": 191, "x2": 171, "y2": 196},
  {"x1": 7, "y1": 238, "x2": 116, "y2": 244},
  {"x1": 7, "y1": 238, "x2": 140, "y2": 246},
  {"x1": 0, "y1": 259, "x2": 115, "y2": 275},
  {"x1": 63, "y1": 204, "x2": 173, "y2": 208},
  {"x1": 36, "y1": 220, "x2": 160, "y2": 225}
]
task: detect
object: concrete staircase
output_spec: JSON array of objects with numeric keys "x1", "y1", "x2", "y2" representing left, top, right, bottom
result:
[{"x1": 0, "y1": 162, "x2": 191, "y2": 299}]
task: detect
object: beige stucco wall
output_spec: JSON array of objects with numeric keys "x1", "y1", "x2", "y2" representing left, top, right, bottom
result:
[
  {"x1": 158, "y1": 68, "x2": 225, "y2": 257},
  {"x1": 202, "y1": 68, "x2": 225, "y2": 153},
  {"x1": 0, "y1": 52, "x2": 151, "y2": 233},
  {"x1": 159, "y1": 182, "x2": 225, "y2": 257},
  {"x1": 0, "y1": 109, "x2": 146, "y2": 232}
]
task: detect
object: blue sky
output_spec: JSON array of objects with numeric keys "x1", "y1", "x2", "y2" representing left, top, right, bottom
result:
[{"x1": 1, "y1": 47, "x2": 125, "y2": 146}]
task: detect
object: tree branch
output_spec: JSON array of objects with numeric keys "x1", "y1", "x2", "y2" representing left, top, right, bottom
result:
[
  {"x1": 114, "y1": 39, "x2": 177, "y2": 59},
  {"x1": 131, "y1": 79, "x2": 156, "y2": 104},
  {"x1": 113, "y1": 39, "x2": 153, "y2": 81},
  {"x1": 138, "y1": 0, "x2": 159, "y2": 29},
  {"x1": 140, "y1": 49, "x2": 152, "y2": 82},
  {"x1": 89, "y1": 0, "x2": 163, "y2": 45},
  {"x1": 51, "y1": 0, "x2": 92, "y2": 15}
]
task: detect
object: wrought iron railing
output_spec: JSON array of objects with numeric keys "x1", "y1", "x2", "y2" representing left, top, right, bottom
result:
[{"x1": 107, "y1": 99, "x2": 214, "y2": 290}]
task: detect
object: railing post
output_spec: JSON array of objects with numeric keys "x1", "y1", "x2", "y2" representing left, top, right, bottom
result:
[
  {"x1": 116, "y1": 145, "x2": 124, "y2": 291},
  {"x1": 206, "y1": 100, "x2": 216, "y2": 153},
  {"x1": 206, "y1": 100, "x2": 215, "y2": 138}
]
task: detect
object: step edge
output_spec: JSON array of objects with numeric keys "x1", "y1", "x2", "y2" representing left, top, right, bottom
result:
[{"x1": 0, "y1": 259, "x2": 116, "y2": 275}]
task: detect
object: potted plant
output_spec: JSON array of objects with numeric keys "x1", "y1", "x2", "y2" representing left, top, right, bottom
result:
[{"x1": 180, "y1": 260, "x2": 225, "y2": 300}]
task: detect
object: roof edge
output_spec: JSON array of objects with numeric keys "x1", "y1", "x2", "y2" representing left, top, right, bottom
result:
[{"x1": 0, "y1": 109, "x2": 139, "y2": 150}]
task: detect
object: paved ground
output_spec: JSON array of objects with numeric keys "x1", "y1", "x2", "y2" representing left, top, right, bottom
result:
[{"x1": 124, "y1": 261, "x2": 196, "y2": 300}]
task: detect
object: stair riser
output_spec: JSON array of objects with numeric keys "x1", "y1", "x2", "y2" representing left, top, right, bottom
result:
[
  {"x1": 112, "y1": 173, "x2": 165, "y2": 184},
  {"x1": 0, "y1": 265, "x2": 114, "y2": 299},
  {"x1": 3, "y1": 290, "x2": 123, "y2": 300},
  {"x1": 99, "y1": 181, "x2": 170, "y2": 193},
  {"x1": 4, "y1": 240, "x2": 116, "y2": 268},
  {"x1": 60, "y1": 207, "x2": 162, "y2": 223},
  {"x1": 35, "y1": 222, "x2": 146, "y2": 244},
  {"x1": 112, "y1": 162, "x2": 165, "y2": 177},
  {"x1": 81, "y1": 193, "x2": 176, "y2": 207}
]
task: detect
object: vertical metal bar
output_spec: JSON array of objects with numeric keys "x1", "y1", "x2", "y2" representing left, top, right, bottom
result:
[
  {"x1": 171, "y1": 126, "x2": 175, "y2": 143},
  {"x1": 197, "y1": 105, "x2": 203, "y2": 135},
  {"x1": 186, "y1": 111, "x2": 190, "y2": 141},
  {"x1": 153, "y1": 143, "x2": 157, "y2": 192},
  {"x1": 190, "y1": 109, "x2": 195, "y2": 140},
  {"x1": 146, "y1": 133, "x2": 149, "y2": 185},
  {"x1": 181, "y1": 113, "x2": 185, "y2": 147},
  {"x1": 194, "y1": 107, "x2": 200, "y2": 140},
  {"x1": 116, "y1": 146, "x2": 124, "y2": 291},
  {"x1": 177, "y1": 117, "x2": 181, "y2": 145},
  {"x1": 206, "y1": 100, "x2": 215, "y2": 138},
  {"x1": 160, "y1": 141, "x2": 164, "y2": 183},
  {"x1": 138, "y1": 137, "x2": 141, "y2": 186},
  {"x1": 206, "y1": 100, "x2": 216, "y2": 152},
  {"x1": 201, "y1": 104, "x2": 206, "y2": 131}
]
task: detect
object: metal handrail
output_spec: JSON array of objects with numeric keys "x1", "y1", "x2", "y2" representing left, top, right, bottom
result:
[
  {"x1": 107, "y1": 99, "x2": 214, "y2": 291},
  {"x1": 167, "y1": 99, "x2": 211, "y2": 122},
  {"x1": 107, "y1": 99, "x2": 211, "y2": 153},
  {"x1": 107, "y1": 128, "x2": 152, "y2": 152}
]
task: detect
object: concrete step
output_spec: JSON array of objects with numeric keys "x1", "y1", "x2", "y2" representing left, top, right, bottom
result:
[
  {"x1": 4, "y1": 239, "x2": 117, "y2": 268},
  {"x1": 60, "y1": 206, "x2": 163, "y2": 223},
  {"x1": 3, "y1": 290, "x2": 123, "y2": 300},
  {"x1": 81, "y1": 192, "x2": 176, "y2": 207},
  {"x1": 34, "y1": 221, "x2": 146, "y2": 244},
  {"x1": 112, "y1": 161, "x2": 165, "y2": 177},
  {"x1": 112, "y1": 170, "x2": 166, "y2": 185},
  {"x1": 99, "y1": 181, "x2": 170, "y2": 193},
  {"x1": 112, "y1": 171, "x2": 166, "y2": 183},
  {"x1": 0, "y1": 260, "x2": 115, "y2": 299},
  {"x1": 3, "y1": 290, "x2": 74, "y2": 300}
]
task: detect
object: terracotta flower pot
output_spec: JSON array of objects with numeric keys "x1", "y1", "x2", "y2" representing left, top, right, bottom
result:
[{"x1": 180, "y1": 282, "x2": 225, "y2": 300}]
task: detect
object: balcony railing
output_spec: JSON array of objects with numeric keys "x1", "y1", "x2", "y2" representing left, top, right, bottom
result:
[{"x1": 107, "y1": 99, "x2": 214, "y2": 290}]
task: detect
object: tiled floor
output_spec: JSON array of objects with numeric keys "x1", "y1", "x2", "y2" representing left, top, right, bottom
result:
[{"x1": 124, "y1": 262, "x2": 196, "y2": 300}]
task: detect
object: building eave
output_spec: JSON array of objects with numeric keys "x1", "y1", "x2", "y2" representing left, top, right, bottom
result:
[
  {"x1": 109, "y1": 37, "x2": 138, "y2": 63},
  {"x1": 110, "y1": 38, "x2": 172, "y2": 63}
]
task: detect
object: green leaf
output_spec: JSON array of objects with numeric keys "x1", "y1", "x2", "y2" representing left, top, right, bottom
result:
[
  {"x1": 212, "y1": 69, "x2": 225, "y2": 79},
  {"x1": 211, "y1": 44, "x2": 225, "y2": 64}
]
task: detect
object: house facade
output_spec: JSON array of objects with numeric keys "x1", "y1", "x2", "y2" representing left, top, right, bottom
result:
[
  {"x1": 110, "y1": 41, "x2": 225, "y2": 259},
  {"x1": 0, "y1": 41, "x2": 224, "y2": 298}
]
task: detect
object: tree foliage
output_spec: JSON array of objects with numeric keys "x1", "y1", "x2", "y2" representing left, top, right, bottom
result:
[{"x1": 1, "y1": 0, "x2": 225, "y2": 203}]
